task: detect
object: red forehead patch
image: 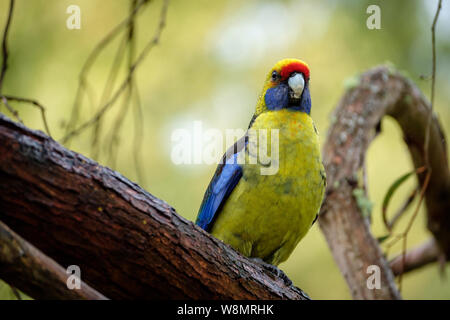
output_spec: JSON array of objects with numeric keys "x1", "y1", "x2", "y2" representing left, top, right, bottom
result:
[{"x1": 280, "y1": 62, "x2": 310, "y2": 81}]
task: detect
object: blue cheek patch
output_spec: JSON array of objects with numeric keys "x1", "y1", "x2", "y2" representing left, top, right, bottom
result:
[
  {"x1": 289, "y1": 85, "x2": 311, "y2": 114},
  {"x1": 265, "y1": 84, "x2": 289, "y2": 110},
  {"x1": 300, "y1": 85, "x2": 311, "y2": 114}
]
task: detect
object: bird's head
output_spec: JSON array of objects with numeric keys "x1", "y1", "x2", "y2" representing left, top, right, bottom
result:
[{"x1": 255, "y1": 59, "x2": 311, "y2": 116}]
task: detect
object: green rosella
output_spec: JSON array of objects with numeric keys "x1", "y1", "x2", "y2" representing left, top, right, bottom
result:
[{"x1": 196, "y1": 58, "x2": 326, "y2": 267}]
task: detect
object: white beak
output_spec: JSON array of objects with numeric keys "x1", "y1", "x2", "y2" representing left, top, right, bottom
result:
[{"x1": 288, "y1": 73, "x2": 305, "y2": 99}]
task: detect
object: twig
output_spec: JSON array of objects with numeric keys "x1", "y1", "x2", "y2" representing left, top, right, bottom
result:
[
  {"x1": 424, "y1": 0, "x2": 442, "y2": 165},
  {"x1": 0, "y1": 0, "x2": 52, "y2": 136},
  {"x1": 61, "y1": 0, "x2": 168, "y2": 188},
  {"x1": 2, "y1": 95, "x2": 51, "y2": 136},
  {"x1": 422, "y1": 0, "x2": 442, "y2": 169},
  {"x1": 397, "y1": 0, "x2": 442, "y2": 292},
  {"x1": 383, "y1": 233, "x2": 404, "y2": 259},
  {"x1": 0, "y1": 1, "x2": 20, "y2": 123},
  {"x1": 64, "y1": 0, "x2": 150, "y2": 141},
  {"x1": 0, "y1": 0, "x2": 14, "y2": 92},
  {"x1": 398, "y1": 170, "x2": 431, "y2": 291},
  {"x1": 90, "y1": 33, "x2": 129, "y2": 159},
  {"x1": 106, "y1": 0, "x2": 138, "y2": 169},
  {"x1": 1, "y1": 95, "x2": 22, "y2": 123},
  {"x1": 106, "y1": 83, "x2": 133, "y2": 168},
  {"x1": 131, "y1": 81, "x2": 146, "y2": 184},
  {"x1": 387, "y1": 188, "x2": 418, "y2": 231},
  {"x1": 61, "y1": 0, "x2": 169, "y2": 145},
  {"x1": 422, "y1": 0, "x2": 442, "y2": 170}
]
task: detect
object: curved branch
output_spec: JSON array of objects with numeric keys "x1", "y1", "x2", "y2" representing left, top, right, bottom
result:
[
  {"x1": 319, "y1": 66, "x2": 449, "y2": 300},
  {"x1": 0, "y1": 114, "x2": 308, "y2": 300}
]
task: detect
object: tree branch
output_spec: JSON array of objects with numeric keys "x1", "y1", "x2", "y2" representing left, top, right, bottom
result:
[
  {"x1": 390, "y1": 239, "x2": 439, "y2": 276},
  {"x1": 0, "y1": 114, "x2": 308, "y2": 300},
  {"x1": 319, "y1": 66, "x2": 449, "y2": 299},
  {"x1": 0, "y1": 220, "x2": 107, "y2": 299}
]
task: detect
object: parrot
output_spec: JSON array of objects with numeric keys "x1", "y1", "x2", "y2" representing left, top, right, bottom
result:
[{"x1": 195, "y1": 58, "x2": 326, "y2": 274}]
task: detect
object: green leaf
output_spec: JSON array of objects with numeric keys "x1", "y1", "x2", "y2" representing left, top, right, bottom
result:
[
  {"x1": 381, "y1": 167, "x2": 425, "y2": 229},
  {"x1": 376, "y1": 234, "x2": 390, "y2": 244}
]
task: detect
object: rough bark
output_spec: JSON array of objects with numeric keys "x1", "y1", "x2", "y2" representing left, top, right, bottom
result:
[
  {"x1": 0, "y1": 114, "x2": 308, "y2": 300},
  {"x1": 0, "y1": 220, "x2": 107, "y2": 299},
  {"x1": 319, "y1": 66, "x2": 449, "y2": 299}
]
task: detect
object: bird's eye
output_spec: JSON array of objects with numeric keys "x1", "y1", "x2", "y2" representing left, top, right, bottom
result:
[{"x1": 271, "y1": 71, "x2": 279, "y2": 81}]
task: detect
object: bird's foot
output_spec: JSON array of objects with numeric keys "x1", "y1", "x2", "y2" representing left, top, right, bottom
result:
[{"x1": 250, "y1": 258, "x2": 293, "y2": 286}]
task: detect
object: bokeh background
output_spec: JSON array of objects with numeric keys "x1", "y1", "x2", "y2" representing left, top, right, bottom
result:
[{"x1": 0, "y1": 0, "x2": 449, "y2": 299}]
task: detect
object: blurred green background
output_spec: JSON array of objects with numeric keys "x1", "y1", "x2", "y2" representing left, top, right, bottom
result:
[{"x1": 0, "y1": 0, "x2": 449, "y2": 299}]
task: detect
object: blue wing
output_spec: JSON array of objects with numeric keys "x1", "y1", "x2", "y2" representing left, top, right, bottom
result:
[{"x1": 195, "y1": 136, "x2": 247, "y2": 232}]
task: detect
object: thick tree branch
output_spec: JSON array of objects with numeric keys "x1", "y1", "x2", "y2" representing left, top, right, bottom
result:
[
  {"x1": 0, "y1": 220, "x2": 107, "y2": 299},
  {"x1": 319, "y1": 66, "x2": 449, "y2": 299},
  {"x1": 0, "y1": 114, "x2": 308, "y2": 300}
]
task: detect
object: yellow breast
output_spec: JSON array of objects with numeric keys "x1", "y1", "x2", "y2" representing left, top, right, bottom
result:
[{"x1": 211, "y1": 110, "x2": 325, "y2": 265}]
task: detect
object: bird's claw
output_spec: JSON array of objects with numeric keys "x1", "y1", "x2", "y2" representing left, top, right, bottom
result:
[{"x1": 250, "y1": 258, "x2": 293, "y2": 286}]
